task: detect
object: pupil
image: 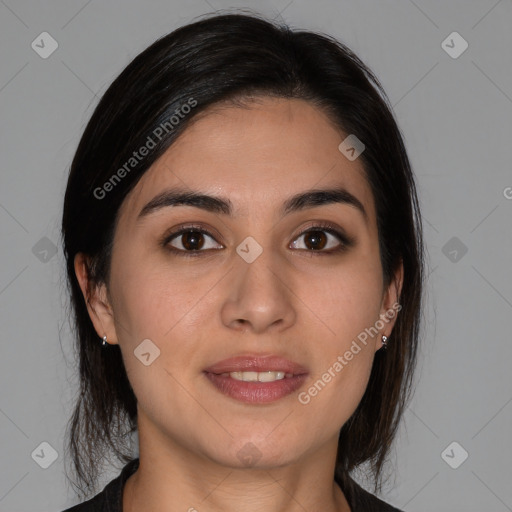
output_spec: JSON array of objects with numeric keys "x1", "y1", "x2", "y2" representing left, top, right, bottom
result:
[
  {"x1": 305, "y1": 231, "x2": 326, "y2": 250},
  {"x1": 182, "y1": 231, "x2": 204, "y2": 250}
]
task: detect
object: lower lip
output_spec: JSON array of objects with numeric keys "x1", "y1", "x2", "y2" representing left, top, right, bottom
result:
[{"x1": 204, "y1": 372, "x2": 308, "y2": 404}]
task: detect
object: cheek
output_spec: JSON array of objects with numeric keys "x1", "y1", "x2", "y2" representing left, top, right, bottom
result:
[
  {"x1": 110, "y1": 263, "x2": 208, "y2": 419},
  {"x1": 110, "y1": 256, "x2": 202, "y2": 342},
  {"x1": 297, "y1": 257, "x2": 382, "y2": 403},
  {"x1": 285, "y1": 257, "x2": 382, "y2": 427},
  {"x1": 305, "y1": 256, "x2": 384, "y2": 343}
]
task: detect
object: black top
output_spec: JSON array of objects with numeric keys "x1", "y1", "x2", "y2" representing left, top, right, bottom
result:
[{"x1": 61, "y1": 458, "x2": 404, "y2": 512}]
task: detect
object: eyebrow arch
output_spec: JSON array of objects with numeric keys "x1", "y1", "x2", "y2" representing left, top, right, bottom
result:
[{"x1": 137, "y1": 186, "x2": 368, "y2": 223}]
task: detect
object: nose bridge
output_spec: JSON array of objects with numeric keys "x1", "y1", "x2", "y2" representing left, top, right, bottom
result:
[
  {"x1": 240, "y1": 239, "x2": 278, "y2": 286},
  {"x1": 235, "y1": 232, "x2": 284, "y2": 300}
]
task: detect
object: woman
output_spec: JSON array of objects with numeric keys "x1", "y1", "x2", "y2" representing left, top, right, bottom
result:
[{"x1": 61, "y1": 11, "x2": 424, "y2": 512}]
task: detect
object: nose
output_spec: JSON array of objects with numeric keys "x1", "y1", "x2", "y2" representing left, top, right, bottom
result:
[{"x1": 220, "y1": 246, "x2": 297, "y2": 334}]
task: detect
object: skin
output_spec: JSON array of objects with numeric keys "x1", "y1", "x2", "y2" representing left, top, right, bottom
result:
[{"x1": 75, "y1": 96, "x2": 403, "y2": 512}]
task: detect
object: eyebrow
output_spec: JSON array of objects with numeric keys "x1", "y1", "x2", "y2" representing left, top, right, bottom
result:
[{"x1": 137, "y1": 186, "x2": 368, "y2": 223}]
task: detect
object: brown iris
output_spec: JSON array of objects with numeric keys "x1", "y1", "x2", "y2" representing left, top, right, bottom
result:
[
  {"x1": 303, "y1": 230, "x2": 327, "y2": 250},
  {"x1": 181, "y1": 230, "x2": 205, "y2": 250}
]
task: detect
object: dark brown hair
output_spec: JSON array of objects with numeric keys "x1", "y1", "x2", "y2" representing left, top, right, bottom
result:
[{"x1": 61, "y1": 10, "x2": 424, "y2": 502}]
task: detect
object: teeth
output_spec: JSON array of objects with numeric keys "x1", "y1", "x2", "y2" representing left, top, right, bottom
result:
[{"x1": 228, "y1": 371, "x2": 287, "y2": 382}]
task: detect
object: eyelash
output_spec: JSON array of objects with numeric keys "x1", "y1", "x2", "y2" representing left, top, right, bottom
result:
[{"x1": 161, "y1": 221, "x2": 355, "y2": 258}]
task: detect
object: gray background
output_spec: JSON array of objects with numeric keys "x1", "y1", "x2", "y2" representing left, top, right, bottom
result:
[{"x1": 1, "y1": 0, "x2": 511, "y2": 511}]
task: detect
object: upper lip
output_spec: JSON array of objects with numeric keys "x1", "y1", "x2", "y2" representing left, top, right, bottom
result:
[{"x1": 204, "y1": 355, "x2": 309, "y2": 375}]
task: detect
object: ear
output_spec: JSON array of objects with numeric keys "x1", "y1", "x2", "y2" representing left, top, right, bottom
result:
[
  {"x1": 74, "y1": 253, "x2": 119, "y2": 345},
  {"x1": 375, "y1": 259, "x2": 404, "y2": 352}
]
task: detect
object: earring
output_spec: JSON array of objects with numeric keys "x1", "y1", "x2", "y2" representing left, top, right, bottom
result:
[
  {"x1": 102, "y1": 335, "x2": 108, "y2": 346},
  {"x1": 381, "y1": 335, "x2": 388, "y2": 350}
]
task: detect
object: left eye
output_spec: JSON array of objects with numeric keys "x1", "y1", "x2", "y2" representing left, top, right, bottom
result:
[{"x1": 291, "y1": 229, "x2": 344, "y2": 251}]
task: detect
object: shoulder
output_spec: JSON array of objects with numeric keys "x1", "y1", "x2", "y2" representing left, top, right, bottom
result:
[
  {"x1": 60, "y1": 495, "x2": 102, "y2": 512},
  {"x1": 343, "y1": 476, "x2": 405, "y2": 512},
  {"x1": 59, "y1": 458, "x2": 140, "y2": 512}
]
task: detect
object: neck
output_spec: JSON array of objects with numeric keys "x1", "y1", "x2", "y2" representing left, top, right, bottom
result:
[{"x1": 123, "y1": 416, "x2": 351, "y2": 512}]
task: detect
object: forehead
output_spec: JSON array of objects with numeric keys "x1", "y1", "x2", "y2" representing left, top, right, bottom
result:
[{"x1": 119, "y1": 97, "x2": 375, "y2": 224}]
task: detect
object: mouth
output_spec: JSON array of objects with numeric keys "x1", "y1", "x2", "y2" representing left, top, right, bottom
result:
[
  {"x1": 216, "y1": 370, "x2": 295, "y2": 382},
  {"x1": 203, "y1": 354, "x2": 309, "y2": 404}
]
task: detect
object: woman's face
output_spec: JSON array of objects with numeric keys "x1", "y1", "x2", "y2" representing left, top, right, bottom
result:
[{"x1": 79, "y1": 96, "x2": 402, "y2": 470}]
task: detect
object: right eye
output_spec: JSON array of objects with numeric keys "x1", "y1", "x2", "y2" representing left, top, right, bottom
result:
[{"x1": 164, "y1": 226, "x2": 224, "y2": 256}]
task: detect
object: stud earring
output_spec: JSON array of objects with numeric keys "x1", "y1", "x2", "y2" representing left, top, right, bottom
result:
[
  {"x1": 102, "y1": 335, "x2": 108, "y2": 347},
  {"x1": 381, "y1": 335, "x2": 388, "y2": 350}
]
